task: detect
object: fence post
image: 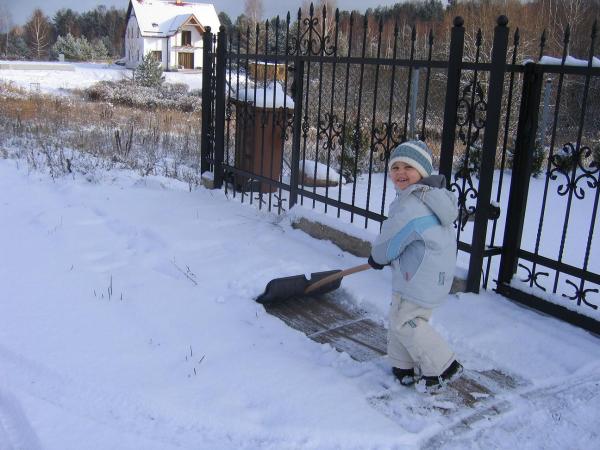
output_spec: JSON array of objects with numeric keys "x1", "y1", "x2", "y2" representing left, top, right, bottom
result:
[
  {"x1": 466, "y1": 16, "x2": 510, "y2": 293},
  {"x1": 201, "y1": 27, "x2": 214, "y2": 174},
  {"x1": 439, "y1": 17, "x2": 465, "y2": 186},
  {"x1": 289, "y1": 59, "x2": 305, "y2": 209},
  {"x1": 213, "y1": 26, "x2": 227, "y2": 189},
  {"x1": 498, "y1": 63, "x2": 544, "y2": 285}
]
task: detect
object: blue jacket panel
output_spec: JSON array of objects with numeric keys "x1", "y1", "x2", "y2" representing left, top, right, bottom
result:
[{"x1": 371, "y1": 176, "x2": 458, "y2": 308}]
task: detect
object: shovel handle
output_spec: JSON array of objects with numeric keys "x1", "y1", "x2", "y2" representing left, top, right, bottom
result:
[{"x1": 304, "y1": 263, "x2": 372, "y2": 294}]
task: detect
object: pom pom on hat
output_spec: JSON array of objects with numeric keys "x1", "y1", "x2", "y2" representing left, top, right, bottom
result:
[{"x1": 388, "y1": 140, "x2": 433, "y2": 178}]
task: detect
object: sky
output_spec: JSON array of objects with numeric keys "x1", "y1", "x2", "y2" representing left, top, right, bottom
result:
[{"x1": 4, "y1": 0, "x2": 414, "y2": 26}]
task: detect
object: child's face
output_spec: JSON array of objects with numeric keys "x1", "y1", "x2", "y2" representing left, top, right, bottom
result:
[{"x1": 389, "y1": 161, "x2": 422, "y2": 190}]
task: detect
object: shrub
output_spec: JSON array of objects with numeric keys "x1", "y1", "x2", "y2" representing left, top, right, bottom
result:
[
  {"x1": 85, "y1": 80, "x2": 201, "y2": 112},
  {"x1": 551, "y1": 145, "x2": 579, "y2": 173},
  {"x1": 337, "y1": 124, "x2": 370, "y2": 182},
  {"x1": 134, "y1": 53, "x2": 165, "y2": 88},
  {"x1": 507, "y1": 140, "x2": 546, "y2": 178},
  {"x1": 455, "y1": 143, "x2": 482, "y2": 179}
]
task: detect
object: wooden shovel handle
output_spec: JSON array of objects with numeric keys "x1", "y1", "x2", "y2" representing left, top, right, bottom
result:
[{"x1": 304, "y1": 263, "x2": 372, "y2": 294}]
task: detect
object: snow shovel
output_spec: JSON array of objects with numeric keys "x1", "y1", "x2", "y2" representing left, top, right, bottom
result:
[{"x1": 256, "y1": 263, "x2": 371, "y2": 304}]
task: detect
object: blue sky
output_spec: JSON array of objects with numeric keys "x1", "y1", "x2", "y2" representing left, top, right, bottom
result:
[{"x1": 5, "y1": 1, "x2": 415, "y2": 26}]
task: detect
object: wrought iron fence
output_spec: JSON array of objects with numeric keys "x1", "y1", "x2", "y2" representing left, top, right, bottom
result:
[{"x1": 201, "y1": 9, "x2": 600, "y2": 334}]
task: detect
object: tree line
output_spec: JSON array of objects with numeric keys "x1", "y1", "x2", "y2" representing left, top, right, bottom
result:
[
  {"x1": 0, "y1": 1, "x2": 598, "y2": 62},
  {"x1": 0, "y1": 5, "x2": 127, "y2": 60}
]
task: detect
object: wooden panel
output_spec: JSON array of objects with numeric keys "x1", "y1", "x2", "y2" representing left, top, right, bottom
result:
[
  {"x1": 263, "y1": 291, "x2": 387, "y2": 361},
  {"x1": 178, "y1": 52, "x2": 194, "y2": 69}
]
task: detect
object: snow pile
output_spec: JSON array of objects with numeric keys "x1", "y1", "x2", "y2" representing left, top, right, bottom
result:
[
  {"x1": 539, "y1": 55, "x2": 600, "y2": 67},
  {"x1": 231, "y1": 81, "x2": 294, "y2": 109},
  {"x1": 300, "y1": 159, "x2": 346, "y2": 187}
]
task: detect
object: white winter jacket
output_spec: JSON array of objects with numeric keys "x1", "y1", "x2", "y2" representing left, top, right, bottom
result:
[{"x1": 371, "y1": 176, "x2": 458, "y2": 308}]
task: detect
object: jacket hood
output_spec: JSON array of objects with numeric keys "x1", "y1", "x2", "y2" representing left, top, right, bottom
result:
[{"x1": 398, "y1": 175, "x2": 457, "y2": 226}]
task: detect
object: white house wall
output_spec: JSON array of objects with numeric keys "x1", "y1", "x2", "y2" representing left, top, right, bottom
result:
[
  {"x1": 125, "y1": 15, "x2": 208, "y2": 70},
  {"x1": 125, "y1": 14, "x2": 143, "y2": 69},
  {"x1": 142, "y1": 37, "x2": 168, "y2": 68}
]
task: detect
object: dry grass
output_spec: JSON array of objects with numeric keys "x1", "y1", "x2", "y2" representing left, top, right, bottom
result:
[{"x1": 0, "y1": 85, "x2": 204, "y2": 188}]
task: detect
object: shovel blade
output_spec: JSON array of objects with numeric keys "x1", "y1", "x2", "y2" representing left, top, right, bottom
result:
[{"x1": 256, "y1": 270, "x2": 342, "y2": 304}]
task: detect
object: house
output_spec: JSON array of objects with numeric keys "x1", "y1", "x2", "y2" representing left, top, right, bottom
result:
[{"x1": 124, "y1": 0, "x2": 221, "y2": 71}]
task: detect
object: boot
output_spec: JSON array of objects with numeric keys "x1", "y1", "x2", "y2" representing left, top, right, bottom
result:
[
  {"x1": 417, "y1": 360, "x2": 463, "y2": 393},
  {"x1": 392, "y1": 367, "x2": 416, "y2": 386}
]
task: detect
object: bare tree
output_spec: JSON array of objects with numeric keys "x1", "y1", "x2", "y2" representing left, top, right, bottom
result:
[
  {"x1": 25, "y1": 9, "x2": 52, "y2": 60},
  {"x1": 244, "y1": 0, "x2": 263, "y2": 26}
]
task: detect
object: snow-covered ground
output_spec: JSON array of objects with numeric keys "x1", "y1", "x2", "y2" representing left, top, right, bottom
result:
[
  {"x1": 0, "y1": 61, "x2": 203, "y2": 94},
  {"x1": 1, "y1": 155, "x2": 600, "y2": 449},
  {"x1": 1, "y1": 61, "x2": 600, "y2": 449}
]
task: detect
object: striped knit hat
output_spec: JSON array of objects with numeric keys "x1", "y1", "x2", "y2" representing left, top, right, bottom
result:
[{"x1": 388, "y1": 140, "x2": 433, "y2": 179}]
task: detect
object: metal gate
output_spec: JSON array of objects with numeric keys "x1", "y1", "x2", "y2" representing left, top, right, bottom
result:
[{"x1": 201, "y1": 9, "x2": 600, "y2": 334}]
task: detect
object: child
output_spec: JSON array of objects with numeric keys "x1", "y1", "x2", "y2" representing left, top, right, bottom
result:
[{"x1": 368, "y1": 140, "x2": 462, "y2": 392}]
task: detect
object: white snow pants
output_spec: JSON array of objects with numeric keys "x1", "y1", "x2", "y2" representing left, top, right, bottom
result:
[{"x1": 387, "y1": 293, "x2": 455, "y2": 377}]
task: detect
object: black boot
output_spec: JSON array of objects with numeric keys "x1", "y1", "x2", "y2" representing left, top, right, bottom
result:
[
  {"x1": 418, "y1": 360, "x2": 463, "y2": 393},
  {"x1": 392, "y1": 367, "x2": 416, "y2": 386}
]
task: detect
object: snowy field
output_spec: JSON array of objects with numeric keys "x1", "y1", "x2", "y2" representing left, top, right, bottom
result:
[
  {"x1": 1, "y1": 61, "x2": 600, "y2": 450},
  {"x1": 0, "y1": 60, "x2": 203, "y2": 94}
]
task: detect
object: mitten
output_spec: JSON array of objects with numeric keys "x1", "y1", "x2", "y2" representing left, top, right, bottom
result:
[{"x1": 368, "y1": 255, "x2": 386, "y2": 270}]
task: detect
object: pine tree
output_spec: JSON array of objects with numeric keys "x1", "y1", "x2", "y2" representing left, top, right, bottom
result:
[
  {"x1": 91, "y1": 39, "x2": 108, "y2": 60},
  {"x1": 134, "y1": 52, "x2": 164, "y2": 88}
]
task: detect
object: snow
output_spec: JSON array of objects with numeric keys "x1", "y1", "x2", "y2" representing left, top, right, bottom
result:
[
  {"x1": 299, "y1": 160, "x2": 346, "y2": 184},
  {"x1": 231, "y1": 82, "x2": 294, "y2": 109},
  {"x1": 539, "y1": 55, "x2": 600, "y2": 67},
  {"x1": 130, "y1": 0, "x2": 221, "y2": 37},
  {"x1": 1, "y1": 155, "x2": 600, "y2": 449},
  {"x1": 0, "y1": 60, "x2": 203, "y2": 95},
  {"x1": 1, "y1": 63, "x2": 600, "y2": 450}
]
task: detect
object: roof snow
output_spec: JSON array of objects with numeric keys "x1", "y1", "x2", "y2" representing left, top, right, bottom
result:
[{"x1": 130, "y1": 0, "x2": 221, "y2": 37}]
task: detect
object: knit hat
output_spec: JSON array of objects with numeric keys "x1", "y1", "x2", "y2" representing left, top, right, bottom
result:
[{"x1": 388, "y1": 140, "x2": 433, "y2": 178}]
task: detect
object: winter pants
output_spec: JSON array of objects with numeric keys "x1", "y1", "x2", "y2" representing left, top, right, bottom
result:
[{"x1": 387, "y1": 293, "x2": 455, "y2": 377}]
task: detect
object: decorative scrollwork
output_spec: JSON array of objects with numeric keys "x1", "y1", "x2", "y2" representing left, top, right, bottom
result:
[
  {"x1": 274, "y1": 109, "x2": 294, "y2": 141},
  {"x1": 517, "y1": 263, "x2": 548, "y2": 291},
  {"x1": 452, "y1": 78, "x2": 488, "y2": 230},
  {"x1": 254, "y1": 192, "x2": 267, "y2": 207},
  {"x1": 451, "y1": 179, "x2": 477, "y2": 230},
  {"x1": 372, "y1": 122, "x2": 402, "y2": 162},
  {"x1": 317, "y1": 113, "x2": 343, "y2": 151},
  {"x1": 549, "y1": 142, "x2": 599, "y2": 199},
  {"x1": 273, "y1": 193, "x2": 288, "y2": 212},
  {"x1": 301, "y1": 115, "x2": 310, "y2": 138},
  {"x1": 456, "y1": 80, "x2": 487, "y2": 148},
  {"x1": 351, "y1": 127, "x2": 363, "y2": 150},
  {"x1": 287, "y1": 7, "x2": 336, "y2": 56},
  {"x1": 563, "y1": 279, "x2": 598, "y2": 310}
]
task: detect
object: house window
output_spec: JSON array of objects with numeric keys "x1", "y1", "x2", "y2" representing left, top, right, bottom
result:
[
  {"x1": 151, "y1": 51, "x2": 162, "y2": 63},
  {"x1": 181, "y1": 30, "x2": 192, "y2": 46}
]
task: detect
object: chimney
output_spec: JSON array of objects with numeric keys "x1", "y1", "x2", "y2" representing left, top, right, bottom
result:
[{"x1": 175, "y1": 0, "x2": 182, "y2": 4}]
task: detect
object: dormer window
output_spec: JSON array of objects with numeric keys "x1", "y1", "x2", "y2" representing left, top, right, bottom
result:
[{"x1": 152, "y1": 22, "x2": 159, "y2": 28}]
